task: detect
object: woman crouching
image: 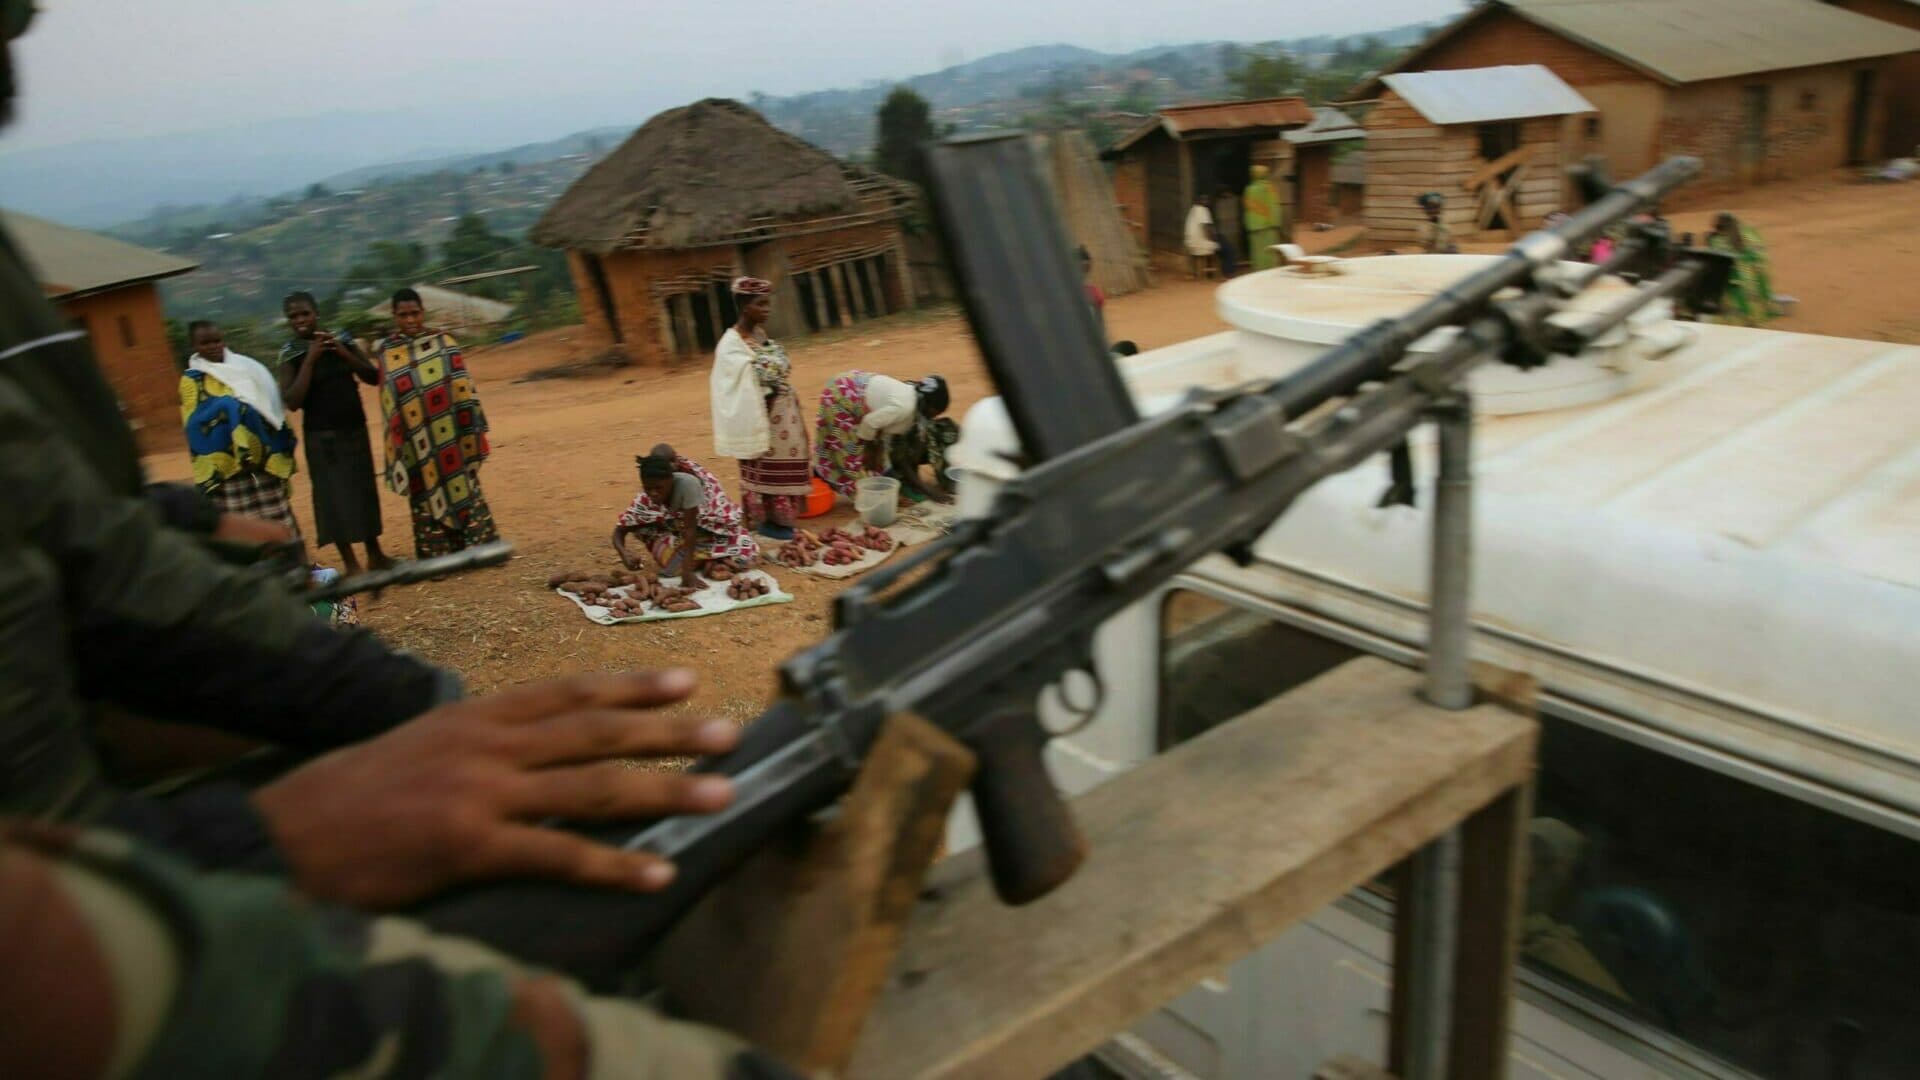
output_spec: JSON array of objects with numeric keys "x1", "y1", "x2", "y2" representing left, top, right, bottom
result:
[{"x1": 611, "y1": 446, "x2": 759, "y2": 589}]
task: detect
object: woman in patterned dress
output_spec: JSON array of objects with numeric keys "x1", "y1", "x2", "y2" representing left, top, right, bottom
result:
[
  {"x1": 611, "y1": 445, "x2": 759, "y2": 588},
  {"x1": 179, "y1": 320, "x2": 302, "y2": 537},
  {"x1": 710, "y1": 276, "x2": 811, "y2": 540},
  {"x1": 375, "y1": 288, "x2": 499, "y2": 557},
  {"x1": 812, "y1": 371, "x2": 951, "y2": 502}
]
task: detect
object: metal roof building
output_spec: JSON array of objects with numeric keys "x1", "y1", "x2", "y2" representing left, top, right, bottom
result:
[
  {"x1": 1379, "y1": 65, "x2": 1596, "y2": 126},
  {"x1": 1105, "y1": 97, "x2": 1316, "y2": 258}
]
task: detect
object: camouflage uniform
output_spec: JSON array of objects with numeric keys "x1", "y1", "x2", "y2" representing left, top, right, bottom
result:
[
  {"x1": 0, "y1": 222, "x2": 455, "y2": 863},
  {"x1": 0, "y1": 821, "x2": 799, "y2": 1079}
]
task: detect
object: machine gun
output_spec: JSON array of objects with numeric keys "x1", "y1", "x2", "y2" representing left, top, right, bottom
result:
[{"x1": 418, "y1": 144, "x2": 1726, "y2": 990}]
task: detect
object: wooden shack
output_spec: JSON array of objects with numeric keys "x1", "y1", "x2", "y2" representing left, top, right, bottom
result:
[
  {"x1": 1103, "y1": 97, "x2": 1313, "y2": 259},
  {"x1": 1363, "y1": 65, "x2": 1595, "y2": 248},
  {"x1": 531, "y1": 99, "x2": 917, "y2": 363}
]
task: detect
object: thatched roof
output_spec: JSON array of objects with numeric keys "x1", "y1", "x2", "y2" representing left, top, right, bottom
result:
[{"x1": 531, "y1": 98, "x2": 915, "y2": 255}]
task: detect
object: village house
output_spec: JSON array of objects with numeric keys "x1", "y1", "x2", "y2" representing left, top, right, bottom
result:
[
  {"x1": 1103, "y1": 96, "x2": 1314, "y2": 259},
  {"x1": 1353, "y1": 0, "x2": 1920, "y2": 192},
  {"x1": 3, "y1": 209, "x2": 196, "y2": 451},
  {"x1": 531, "y1": 99, "x2": 917, "y2": 364},
  {"x1": 1362, "y1": 65, "x2": 1596, "y2": 247},
  {"x1": 1824, "y1": 0, "x2": 1920, "y2": 156},
  {"x1": 1283, "y1": 107, "x2": 1366, "y2": 227}
]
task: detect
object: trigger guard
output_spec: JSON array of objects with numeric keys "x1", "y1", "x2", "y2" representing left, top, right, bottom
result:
[{"x1": 1039, "y1": 667, "x2": 1104, "y2": 737}]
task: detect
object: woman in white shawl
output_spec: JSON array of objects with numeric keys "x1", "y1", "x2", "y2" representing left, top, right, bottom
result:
[
  {"x1": 710, "y1": 276, "x2": 810, "y2": 540},
  {"x1": 179, "y1": 319, "x2": 302, "y2": 537}
]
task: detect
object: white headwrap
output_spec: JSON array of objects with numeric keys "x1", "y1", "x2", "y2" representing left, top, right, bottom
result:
[{"x1": 188, "y1": 349, "x2": 288, "y2": 430}]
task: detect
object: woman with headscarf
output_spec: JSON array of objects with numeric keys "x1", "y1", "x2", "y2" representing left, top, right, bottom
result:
[
  {"x1": 887, "y1": 415, "x2": 959, "y2": 504},
  {"x1": 611, "y1": 445, "x2": 759, "y2": 588},
  {"x1": 179, "y1": 320, "x2": 302, "y2": 537},
  {"x1": 813, "y1": 371, "x2": 951, "y2": 501},
  {"x1": 1706, "y1": 212, "x2": 1777, "y2": 326},
  {"x1": 375, "y1": 287, "x2": 499, "y2": 557},
  {"x1": 1243, "y1": 165, "x2": 1284, "y2": 271},
  {"x1": 711, "y1": 276, "x2": 810, "y2": 541}
]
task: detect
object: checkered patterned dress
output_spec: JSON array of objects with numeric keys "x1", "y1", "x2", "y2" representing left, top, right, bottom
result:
[{"x1": 376, "y1": 331, "x2": 498, "y2": 556}]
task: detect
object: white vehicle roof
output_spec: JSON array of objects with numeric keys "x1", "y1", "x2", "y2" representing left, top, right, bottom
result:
[{"x1": 950, "y1": 256, "x2": 1920, "y2": 766}]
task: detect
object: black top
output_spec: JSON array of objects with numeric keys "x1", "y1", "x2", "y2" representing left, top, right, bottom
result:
[{"x1": 278, "y1": 333, "x2": 368, "y2": 431}]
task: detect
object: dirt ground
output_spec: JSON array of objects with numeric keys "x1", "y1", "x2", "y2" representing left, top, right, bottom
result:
[{"x1": 142, "y1": 168, "x2": 1920, "y2": 723}]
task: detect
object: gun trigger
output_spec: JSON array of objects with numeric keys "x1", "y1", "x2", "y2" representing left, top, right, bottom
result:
[{"x1": 1377, "y1": 441, "x2": 1417, "y2": 509}]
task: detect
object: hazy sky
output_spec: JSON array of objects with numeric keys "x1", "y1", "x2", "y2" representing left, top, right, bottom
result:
[{"x1": 7, "y1": 0, "x2": 1461, "y2": 151}]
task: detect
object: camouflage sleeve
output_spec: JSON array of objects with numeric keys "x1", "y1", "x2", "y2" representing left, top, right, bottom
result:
[
  {"x1": 0, "y1": 822, "x2": 800, "y2": 1080},
  {"x1": 0, "y1": 376, "x2": 455, "y2": 822}
]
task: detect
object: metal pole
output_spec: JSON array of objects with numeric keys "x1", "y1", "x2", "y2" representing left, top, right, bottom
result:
[
  {"x1": 1399, "y1": 397, "x2": 1476, "y2": 1080},
  {"x1": 1426, "y1": 395, "x2": 1475, "y2": 710}
]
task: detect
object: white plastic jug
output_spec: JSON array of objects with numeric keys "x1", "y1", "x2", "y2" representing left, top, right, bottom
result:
[{"x1": 856, "y1": 476, "x2": 900, "y2": 527}]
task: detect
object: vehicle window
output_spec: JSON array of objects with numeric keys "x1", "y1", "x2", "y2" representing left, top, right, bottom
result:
[{"x1": 1159, "y1": 591, "x2": 1920, "y2": 1079}]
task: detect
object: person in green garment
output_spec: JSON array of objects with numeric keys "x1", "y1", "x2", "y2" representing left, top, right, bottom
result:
[
  {"x1": 1243, "y1": 164, "x2": 1285, "y2": 271},
  {"x1": 1706, "y1": 212, "x2": 1777, "y2": 326}
]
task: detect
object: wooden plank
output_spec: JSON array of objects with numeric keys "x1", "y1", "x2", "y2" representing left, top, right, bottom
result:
[
  {"x1": 657, "y1": 715, "x2": 976, "y2": 1074},
  {"x1": 1317, "y1": 1055, "x2": 1400, "y2": 1080},
  {"x1": 847, "y1": 658, "x2": 1537, "y2": 1080},
  {"x1": 1365, "y1": 127, "x2": 1444, "y2": 141},
  {"x1": 656, "y1": 298, "x2": 677, "y2": 357},
  {"x1": 809, "y1": 268, "x2": 832, "y2": 330},
  {"x1": 831, "y1": 262, "x2": 857, "y2": 328},
  {"x1": 1447, "y1": 781, "x2": 1534, "y2": 1080},
  {"x1": 1462, "y1": 145, "x2": 1536, "y2": 192}
]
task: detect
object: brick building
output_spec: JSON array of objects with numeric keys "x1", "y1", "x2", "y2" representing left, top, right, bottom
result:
[
  {"x1": 1102, "y1": 97, "x2": 1314, "y2": 259},
  {"x1": 1362, "y1": 66, "x2": 1595, "y2": 247},
  {"x1": 531, "y1": 99, "x2": 916, "y2": 364},
  {"x1": 1283, "y1": 107, "x2": 1366, "y2": 227},
  {"x1": 1354, "y1": 0, "x2": 1920, "y2": 194},
  {"x1": 3, "y1": 209, "x2": 196, "y2": 452},
  {"x1": 1826, "y1": 0, "x2": 1920, "y2": 156}
]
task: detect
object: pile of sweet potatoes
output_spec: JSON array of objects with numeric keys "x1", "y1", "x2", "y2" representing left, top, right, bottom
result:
[
  {"x1": 727, "y1": 576, "x2": 772, "y2": 601},
  {"x1": 774, "y1": 525, "x2": 894, "y2": 568},
  {"x1": 547, "y1": 567, "x2": 700, "y2": 615}
]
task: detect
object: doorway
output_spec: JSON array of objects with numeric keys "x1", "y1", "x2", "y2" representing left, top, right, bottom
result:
[
  {"x1": 1848, "y1": 68, "x2": 1877, "y2": 166},
  {"x1": 581, "y1": 254, "x2": 622, "y2": 344},
  {"x1": 1741, "y1": 85, "x2": 1771, "y2": 184}
]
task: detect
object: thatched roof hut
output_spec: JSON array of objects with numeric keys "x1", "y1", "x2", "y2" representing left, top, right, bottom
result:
[
  {"x1": 534, "y1": 98, "x2": 920, "y2": 361},
  {"x1": 532, "y1": 98, "x2": 914, "y2": 254}
]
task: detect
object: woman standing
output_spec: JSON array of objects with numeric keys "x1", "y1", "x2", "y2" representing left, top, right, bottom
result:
[
  {"x1": 813, "y1": 371, "x2": 951, "y2": 501},
  {"x1": 1706, "y1": 213, "x2": 1777, "y2": 327},
  {"x1": 711, "y1": 276, "x2": 810, "y2": 541},
  {"x1": 179, "y1": 320, "x2": 302, "y2": 537},
  {"x1": 611, "y1": 446, "x2": 760, "y2": 588},
  {"x1": 1243, "y1": 165, "x2": 1284, "y2": 271},
  {"x1": 375, "y1": 288, "x2": 499, "y2": 557}
]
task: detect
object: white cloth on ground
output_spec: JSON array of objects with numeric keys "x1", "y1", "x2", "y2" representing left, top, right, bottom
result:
[
  {"x1": 857, "y1": 373, "x2": 920, "y2": 442},
  {"x1": 710, "y1": 327, "x2": 771, "y2": 459},
  {"x1": 1185, "y1": 204, "x2": 1219, "y2": 256},
  {"x1": 188, "y1": 349, "x2": 288, "y2": 430}
]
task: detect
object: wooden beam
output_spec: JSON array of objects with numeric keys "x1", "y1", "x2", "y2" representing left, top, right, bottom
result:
[
  {"x1": 656, "y1": 297, "x2": 676, "y2": 359},
  {"x1": 845, "y1": 657, "x2": 1537, "y2": 1079},
  {"x1": 656, "y1": 716, "x2": 975, "y2": 1074},
  {"x1": 809, "y1": 269, "x2": 832, "y2": 332},
  {"x1": 1462, "y1": 144, "x2": 1536, "y2": 193},
  {"x1": 858, "y1": 258, "x2": 886, "y2": 317},
  {"x1": 1447, "y1": 782, "x2": 1534, "y2": 1080}
]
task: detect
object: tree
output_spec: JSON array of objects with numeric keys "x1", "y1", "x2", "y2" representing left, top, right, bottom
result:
[
  {"x1": 305, "y1": 182, "x2": 332, "y2": 201},
  {"x1": 1228, "y1": 50, "x2": 1300, "y2": 100},
  {"x1": 875, "y1": 86, "x2": 937, "y2": 189},
  {"x1": 497, "y1": 160, "x2": 517, "y2": 175}
]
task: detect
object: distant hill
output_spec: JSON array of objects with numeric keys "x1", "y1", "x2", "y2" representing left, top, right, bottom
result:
[{"x1": 318, "y1": 126, "x2": 634, "y2": 191}]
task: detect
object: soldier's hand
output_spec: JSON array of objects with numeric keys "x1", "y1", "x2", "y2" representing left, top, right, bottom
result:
[{"x1": 253, "y1": 669, "x2": 737, "y2": 908}]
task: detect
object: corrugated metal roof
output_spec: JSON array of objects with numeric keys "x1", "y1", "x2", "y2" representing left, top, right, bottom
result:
[
  {"x1": 1284, "y1": 106, "x2": 1366, "y2": 146},
  {"x1": 1507, "y1": 0, "x2": 1920, "y2": 84},
  {"x1": 2, "y1": 209, "x2": 196, "y2": 299},
  {"x1": 366, "y1": 284, "x2": 516, "y2": 327},
  {"x1": 1380, "y1": 65, "x2": 1595, "y2": 126},
  {"x1": 1109, "y1": 96, "x2": 1314, "y2": 153}
]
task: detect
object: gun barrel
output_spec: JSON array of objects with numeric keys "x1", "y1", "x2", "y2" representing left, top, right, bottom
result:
[
  {"x1": 304, "y1": 540, "x2": 514, "y2": 602},
  {"x1": 1266, "y1": 155, "x2": 1702, "y2": 419}
]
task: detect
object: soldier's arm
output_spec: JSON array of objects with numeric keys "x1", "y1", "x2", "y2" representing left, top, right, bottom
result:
[
  {"x1": 0, "y1": 377, "x2": 457, "y2": 755},
  {"x1": 0, "y1": 822, "x2": 800, "y2": 1080}
]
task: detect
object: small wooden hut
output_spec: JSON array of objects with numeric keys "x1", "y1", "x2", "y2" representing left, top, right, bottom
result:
[
  {"x1": 1030, "y1": 129, "x2": 1150, "y2": 298},
  {"x1": 1362, "y1": 65, "x2": 1595, "y2": 247},
  {"x1": 1283, "y1": 107, "x2": 1366, "y2": 227},
  {"x1": 531, "y1": 99, "x2": 918, "y2": 363}
]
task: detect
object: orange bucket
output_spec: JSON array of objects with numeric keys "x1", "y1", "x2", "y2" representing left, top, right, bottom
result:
[{"x1": 798, "y1": 475, "x2": 836, "y2": 518}]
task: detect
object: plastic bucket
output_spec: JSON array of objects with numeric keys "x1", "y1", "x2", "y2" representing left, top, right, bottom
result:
[
  {"x1": 856, "y1": 476, "x2": 900, "y2": 527},
  {"x1": 798, "y1": 475, "x2": 835, "y2": 519}
]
